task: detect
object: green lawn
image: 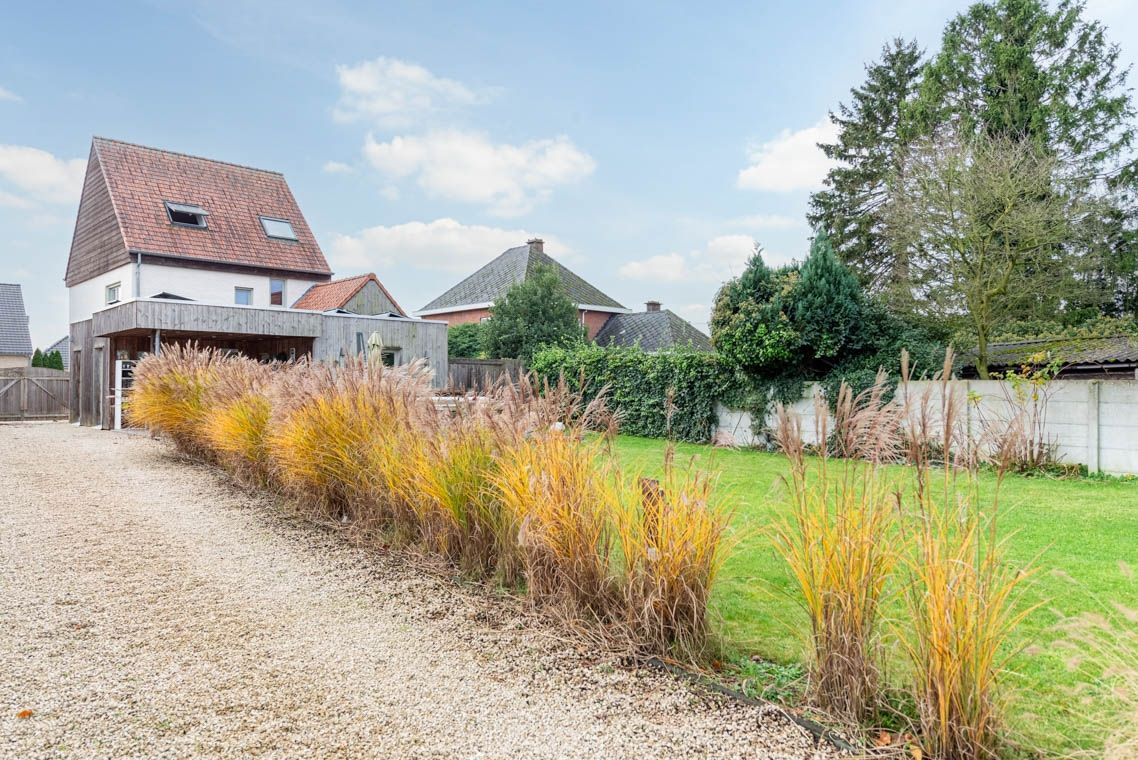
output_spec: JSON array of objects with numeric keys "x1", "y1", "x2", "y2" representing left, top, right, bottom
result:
[{"x1": 612, "y1": 435, "x2": 1138, "y2": 755}]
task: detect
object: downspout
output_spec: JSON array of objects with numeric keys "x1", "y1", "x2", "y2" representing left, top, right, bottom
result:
[{"x1": 134, "y1": 253, "x2": 142, "y2": 299}]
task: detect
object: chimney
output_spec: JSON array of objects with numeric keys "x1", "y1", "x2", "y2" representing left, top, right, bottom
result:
[
  {"x1": 527, "y1": 237, "x2": 544, "y2": 254},
  {"x1": 645, "y1": 300, "x2": 661, "y2": 312}
]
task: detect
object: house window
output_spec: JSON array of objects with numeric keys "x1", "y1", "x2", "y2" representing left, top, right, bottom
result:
[
  {"x1": 235, "y1": 287, "x2": 253, "y2": 306},
  {"x1": 270, "y1": 278, "x2": 285, "y2": 306},
  {"x1": 356, "y1": 332, "x2": 366, "y2": 356},
  {"x1": 260, "y1": 216, "x2": 297, "y2": 241},
  {"x1": 165, "y1": 201, "x2": 208, "y2": 229},
  {"x1": 381, "y1": 350, "x2": 397, "y2": 367},
  {"x1": 105, "y1": 282, "x2": 121, "y2": 304}
]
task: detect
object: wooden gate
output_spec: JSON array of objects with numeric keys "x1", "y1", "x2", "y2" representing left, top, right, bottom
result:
[{"x1": 0, "y1": 367, "x2": 70, "y2": 420}]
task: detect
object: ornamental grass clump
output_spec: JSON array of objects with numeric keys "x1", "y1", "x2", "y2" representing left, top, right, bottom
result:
[
  {"x1": 898, "y1": 357, "x2": 1040, "y2": 760},
  {"x1": 771, "y1": 375, "x2": 901, "y2": 725},
  {"x1": 612, "y1": 447, "x2": 734, "y2": 656},
  {"x1": 493, "y1": 429, "x2": 616, "y2": 616},
  {"x1": 128, "y1": 344, "x2": 223, "y2": 456},
  {"x1": 416, "y1": 407, "x2": 517, "y2": 580},
  {"x1": 202, "y1": 358, "x2": 275, "y2": 483},
  {"x1": 269, "y1": 358, "x2": 434, "y2": 533}
]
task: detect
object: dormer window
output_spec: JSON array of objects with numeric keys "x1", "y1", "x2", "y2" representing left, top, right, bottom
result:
[
  {"x1": 165, "y1": 201, "x2": 208, "y2": 229},
  {"x1": 260, "y1": 216, "x2": 297, "y2": 241}
]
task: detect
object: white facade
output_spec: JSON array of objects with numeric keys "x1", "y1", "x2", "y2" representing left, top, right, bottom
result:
[
  {"x1": 137, "y1": 263, "x2": 324, "y2": 310},
  {"x1": 69, "y1": 262, "x2": 135, "y2": 325},
  {"x1": 68, "y1": 260, "x2": 326, "y2": 325}
]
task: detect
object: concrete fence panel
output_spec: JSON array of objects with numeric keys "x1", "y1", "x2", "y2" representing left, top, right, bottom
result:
[{"x1": 715, "y1": 378, "x2": 1138, "y2": 475}]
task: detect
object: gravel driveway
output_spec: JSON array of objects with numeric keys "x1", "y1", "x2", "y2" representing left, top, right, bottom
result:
[{"x1": 0, "y1": 422, "x2": 835, "y2": 759}]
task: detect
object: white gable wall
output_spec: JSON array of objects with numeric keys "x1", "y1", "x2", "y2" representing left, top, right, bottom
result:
[
  {"x1": 138, "y1": 264, "x2": 326, "y2": 310},
  {"x1": 69, "y1": 262, "x2": 135, "y2": 325}
]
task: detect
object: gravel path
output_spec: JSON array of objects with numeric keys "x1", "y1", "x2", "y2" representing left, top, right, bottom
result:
[{"x1": 0, "y1": 422, "x2": 836, "y2": 759}]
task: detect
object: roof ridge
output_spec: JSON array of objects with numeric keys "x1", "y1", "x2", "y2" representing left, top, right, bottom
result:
[{"x1": 92, "y1": 136, "x2": 285, "y2": 176}]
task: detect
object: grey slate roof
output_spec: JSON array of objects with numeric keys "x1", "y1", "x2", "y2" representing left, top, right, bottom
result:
[
  {"x1": 0, "y1": 284, "x2": 33, "y2": 357},
  {"x1": 420, "y1": 245, "x2": 625, "y2": 312},
  {"x1": 977, "y1": 335, "x2": 1138, "y2": 369},
  {"x1": 47, "y1": 335, "x2": 71, "y2": 371},
  {"x1": 594, "y1": 310, "x2": 713, "y2": 352}
]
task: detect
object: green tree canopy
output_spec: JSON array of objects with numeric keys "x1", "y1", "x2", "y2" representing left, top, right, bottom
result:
[
  {"x1": 482, "y1": 264, "x2": 584, "y2": 361},
  {"x1": 447, "y1": 322, "x2": 486, "y2": 358},
  {"x1": 809, "y1": 38, "x2": 925, "y2": 303},
  {"x1": 792, "y1": 231, "x2": 868, "y2": 361}
]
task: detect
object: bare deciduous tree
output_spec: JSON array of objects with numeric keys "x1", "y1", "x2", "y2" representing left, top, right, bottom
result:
[{"x1": 887, "y1": 134, "x2": 1087, "y2": 377}]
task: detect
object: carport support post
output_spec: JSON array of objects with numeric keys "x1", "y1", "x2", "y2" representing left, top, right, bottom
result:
[{"x1": 152, "y1": 329, "x2": 161, "y2": 356}]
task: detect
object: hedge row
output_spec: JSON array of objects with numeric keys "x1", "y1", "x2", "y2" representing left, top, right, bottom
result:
[{"x1": 529, "y1": 344, "x2": 729, "y2": 443}]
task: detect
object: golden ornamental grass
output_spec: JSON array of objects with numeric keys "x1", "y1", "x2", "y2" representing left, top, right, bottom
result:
[
  {"x1": 899, "y1": 357, "x2": 1040, "y2": 760},
  {"x1": 771, "y1": 378, "x2": 900, "y2": 725},
  {"x1": 128, "y1": 347, "x2": 730, "y2": 657},
  {"x1": 612, "y1": 446, "x2": 734, "y2": 656}
]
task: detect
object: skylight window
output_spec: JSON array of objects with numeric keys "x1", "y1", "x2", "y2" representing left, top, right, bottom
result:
[
  {"x1": 260, "y1": 216, "x2": 297, "y2": 241},
  {"x1": 165, "y1": 201, "x2": 208, "y2": 228}
]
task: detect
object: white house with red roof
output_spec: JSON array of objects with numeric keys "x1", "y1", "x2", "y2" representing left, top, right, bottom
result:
[{"x1": 65, "y1": 137, "x2": 446, "y2": 428}]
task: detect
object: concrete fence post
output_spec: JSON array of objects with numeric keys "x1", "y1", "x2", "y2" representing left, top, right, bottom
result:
[{"x1": 1087, "y1": 380, "x2": 1101, "y2": 474}]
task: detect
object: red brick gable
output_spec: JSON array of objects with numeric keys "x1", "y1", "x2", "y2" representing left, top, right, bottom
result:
[
  {"x1": 292, "y1": 273, "x2": 406, "y2": 316},
  {"x1": 81, "y1": 137, "x2": 331, "y2": 280}
]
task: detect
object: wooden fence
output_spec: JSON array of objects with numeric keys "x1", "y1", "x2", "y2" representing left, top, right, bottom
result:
[
  {"x1": 0, "y1": 367, "x2": 70, "y2": 420},
  {"x1": 447, "y1": 358, "x2": 524, "y2": 392}
]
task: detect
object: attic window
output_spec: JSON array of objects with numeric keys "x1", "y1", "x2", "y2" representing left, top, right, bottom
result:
[
  {"x1": 260, "y1": 216, "x2": 297, "y2": 241},
  {"x1": 165, "y1": 201, "x2": 208, "y2": 228}
]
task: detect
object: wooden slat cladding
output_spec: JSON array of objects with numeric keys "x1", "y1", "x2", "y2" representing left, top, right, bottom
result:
[
  {"x1": 65, "y1": 150, "x2": 129, "y2": 287},
  {"x1": 93, "y1": 301, "x2": 324, "y2": 339}
]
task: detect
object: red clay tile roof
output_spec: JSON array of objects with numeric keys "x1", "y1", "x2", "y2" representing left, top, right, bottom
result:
[
  {"x1": 90, "y1": 137, "x2": 331, "y2": 276},
  {"x1": 291, "y1": 273, "x2": 406, "y2": 316}
]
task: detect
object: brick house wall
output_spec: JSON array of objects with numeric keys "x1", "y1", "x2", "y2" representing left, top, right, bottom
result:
[{"x1": 429, "y1": 306, "x2": 615, "y2": 340}]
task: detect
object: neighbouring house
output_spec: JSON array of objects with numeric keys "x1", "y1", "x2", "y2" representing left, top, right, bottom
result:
[
  {"x1": 963, "y1": 335, "x2": 1138, "y2": 379},
  {"x1": 66, "y1": 137, "x2": 447, "y2": 428},
  {"x1": 292, "y1": 273, "x2": 406, "y2": 316},
  {"x1": 594, "y1": 301, "x2": 713, "y2": 352},
  {"x1": 0, "y1": 284, "x2": 33, "y2": 369},
  {"x1": 46, "y1": 335, "x2": 70, "y2": 371},
  {"x1": 415, "y1": 238, "x2": 631, "y2": 339}
]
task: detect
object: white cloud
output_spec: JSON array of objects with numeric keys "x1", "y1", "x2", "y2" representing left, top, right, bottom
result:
[
  {"x1": 619, "y1": 235, "x2": 759, "y2": 283},
  {"x1": 334, "y1": 57, "x2": 490, "y2": 128},
  {"x1": 0, "y1": 190, "x2": 35, "y2": 209},
  {"x1": 363, "y1": 130, "x2": 595, "y2": 217},
  {"x1": 322, "y1": 160, "x2": 355, "y2": 174},
  {"x1": 0, "y1": 86, "x2": 21, "y2": 103},
  {"x1": 618, "y1": 253, "x2": 689, "y2": 282},
  {"x1": 329, "y1": 218, "x2": 569, "y2": 274},
  {"x1": 0, "y1": 145, "x2": 86, "y2": 206},
  {"x1": 737, "y1": 118, "x2": 838, "y2": 192}
]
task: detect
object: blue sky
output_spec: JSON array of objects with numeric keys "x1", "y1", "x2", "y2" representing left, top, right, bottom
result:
[{"x1": 2, "y1": 0, "x2": 1136, "y2": 348}]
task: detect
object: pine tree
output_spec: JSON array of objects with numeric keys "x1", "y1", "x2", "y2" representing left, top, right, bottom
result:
[
  {"x1": 912, "y1": 0, "x2": 1136, "y2": 181},
  {"x1": 808, "y1": 38, "x2": 924, "y2": 304},
  {"x1": 792, "y1": 230, "x2": 867, "y2": 362},
  {"x1": 47, "y1": 350, "x2": 65, "y2": 371},
  {"x1": 31, "y1": 348, "x2": 43, "y2": 368},
  {"x1": 911, "y1": 0, "x2": 1138, "y2": 318}
]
